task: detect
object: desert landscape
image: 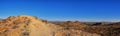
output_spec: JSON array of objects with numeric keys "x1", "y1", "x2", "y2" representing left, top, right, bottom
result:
[
  {"x1": 0, "y1": 15, "x2": 119, "y2": 36},
  {"x1": 1, "y1": 0, "x2": 120, "y2": 36}
]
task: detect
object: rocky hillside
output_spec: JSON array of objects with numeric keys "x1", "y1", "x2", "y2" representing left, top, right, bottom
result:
[
  {"x1": 0, "y1": 15, "x2": 102, "y2": 36},
  {"x1": 52, "y1": 21, "x2": 120, "y2": 36}
]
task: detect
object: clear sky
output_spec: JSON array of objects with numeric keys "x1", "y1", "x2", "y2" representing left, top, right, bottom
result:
[{"x1": 0, "y1": 0, "x2": 120, "y2": 22}]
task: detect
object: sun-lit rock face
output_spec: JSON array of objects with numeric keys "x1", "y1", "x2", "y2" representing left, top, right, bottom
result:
[{"x1": 0, "y1": 15, "x2": 101, "y2": 36}]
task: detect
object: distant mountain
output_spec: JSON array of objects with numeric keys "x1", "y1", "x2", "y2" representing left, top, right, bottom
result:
[{"x1": 0, "y1": 18, "x2": 3, "y2": 20}]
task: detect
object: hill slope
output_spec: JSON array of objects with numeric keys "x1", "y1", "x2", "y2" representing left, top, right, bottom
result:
[{"x1": 0, "y1": 15, "x2": 101, "y2": 36}]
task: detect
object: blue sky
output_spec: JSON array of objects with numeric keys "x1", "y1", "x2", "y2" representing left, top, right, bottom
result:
[{"x1": 0, "y1": 0, "x2": 120, "y2": 22}]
